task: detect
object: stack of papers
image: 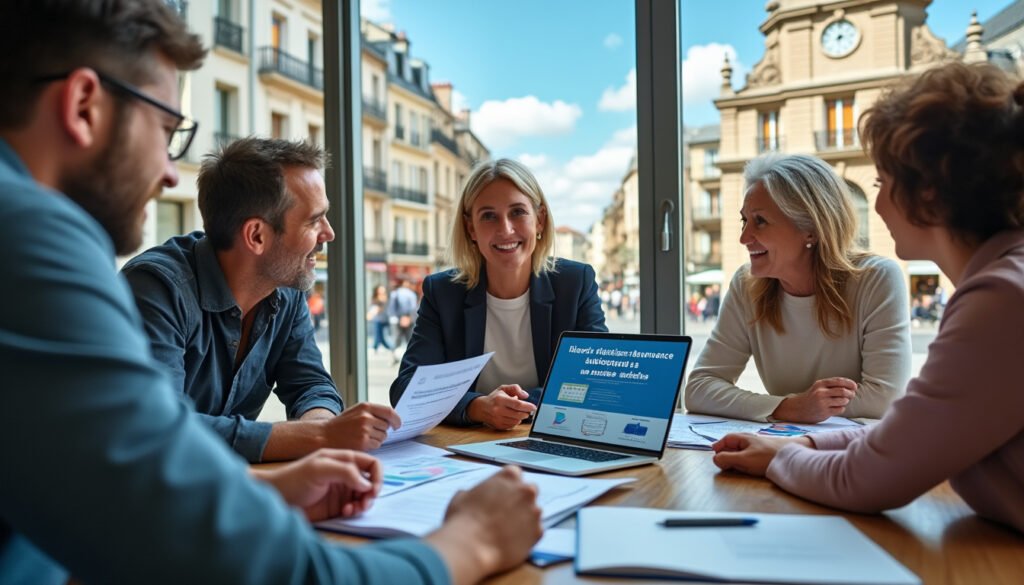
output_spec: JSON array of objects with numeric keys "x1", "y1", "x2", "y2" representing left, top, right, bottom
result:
[
  {"x1": 667, "y1": 413, "x2": 862, "y2": 450},
  {"x1": 576, "y1": 507, "x2": 920, "y2": 584},
  {"x1": 317, "y1": 446, "x2": 633, "y2": 538}
]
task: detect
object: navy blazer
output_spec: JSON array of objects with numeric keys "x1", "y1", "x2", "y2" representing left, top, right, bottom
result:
[{"x1": 389, "y1": 258, "x2": 608, "y2": 426}]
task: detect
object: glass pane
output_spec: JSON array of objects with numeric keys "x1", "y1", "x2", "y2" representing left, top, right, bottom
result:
[
  {"x1": 679, "y1": 0, "x2": 987, "y2": 389},
  {"x1": 359, "y1": 0, "x2": 638, "y2": 404}
]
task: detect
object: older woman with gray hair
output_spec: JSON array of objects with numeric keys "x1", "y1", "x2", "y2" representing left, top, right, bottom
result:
[
  {"x1": 685, "y1": 153, "x2": 911, "y2": 423},
  {"x1": 390, "y1": 158, "x2": 607, "y2": 429}
]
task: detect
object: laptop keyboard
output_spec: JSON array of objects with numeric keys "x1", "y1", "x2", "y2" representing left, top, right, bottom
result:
[{"x1": 498, "y1": 440, "x2": 629, "y2": 462}]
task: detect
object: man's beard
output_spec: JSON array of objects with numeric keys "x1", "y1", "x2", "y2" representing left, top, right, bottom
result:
[
  {"x1": 60, "y1": 109, "x2": 155, "y2": 256},
  {"x1": 263, "y1": 241, "x2": 318, "y2": 291}
]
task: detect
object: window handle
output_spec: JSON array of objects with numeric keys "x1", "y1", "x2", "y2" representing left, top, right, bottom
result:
[{"x1": 661, "y1": 199, "x2": 675, "y2": 252}]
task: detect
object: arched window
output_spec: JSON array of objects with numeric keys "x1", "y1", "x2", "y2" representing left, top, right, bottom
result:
[{"x1": 846, "y1": 180, "x2": 869, "y2": 248}]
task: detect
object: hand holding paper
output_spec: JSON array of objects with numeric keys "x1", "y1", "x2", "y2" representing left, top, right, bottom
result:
[{"x1": 383, "y1": 353, "x2": 494, "y2": 445}]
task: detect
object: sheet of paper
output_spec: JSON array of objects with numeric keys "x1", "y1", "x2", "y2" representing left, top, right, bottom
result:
[
  {"x1": 378, "y1": 455, "x2": 484, "y2": 497},
  {"x1": 317, "y1": 467, "x2": 634, "y2": 538},
  {"x1": 383, "y1": 353, "x2": 494, "y2": 445},
  {"x1": 667, "y1": 413, "x2": 861, "y2": 450}
]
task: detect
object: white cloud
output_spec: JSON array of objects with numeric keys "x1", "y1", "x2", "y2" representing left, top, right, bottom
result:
[
  {"x1": 360, "y1": 0, "x2": 391, "y2": 21},
  {"x1": 682, "y1": 43, "x2": 747, "y2": 125},
  {"x1": 603, "y1": 33, "x2": 623, "y2": 50},
  {"x1": 470, "y1": 96, "x2": 582, "y2": 149},
  {"x1": 451, "y1": 89, "x2": 469, "y2": 113},
  {"x1": 518, "y1": 125, "x2": 637, "y2": 233},
  {"x1": 598, "y1": 69, "x2": 636, "y2": 112}
]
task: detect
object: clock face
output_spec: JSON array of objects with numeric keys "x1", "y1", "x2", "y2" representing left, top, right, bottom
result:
[{"x1": 822, "y1": 19, "x2": 860, "y2": 58}]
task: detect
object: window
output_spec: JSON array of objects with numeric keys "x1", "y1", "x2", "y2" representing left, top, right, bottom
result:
[
  {"x1": 307, "y1": 35, "x2": 318, "y2": 68},
  {"x1": 394, "y1": 103, "x2": 404, "y2": 140},
  {"x1": 351, "y1": 1, "x2": 651, "y2": 405},
  {"x1": 758, "y1": 110, "x2": 779, "y2": 152},
  {"x1": 156, "y1": 200, "x2": 185, "y2": 243},
  {"x1": 410, "y1": 111, "x2": 420, "y2": 147},
  {"x1": 824, "y1": 97, "x2": 855, "y2": 149},
  {"x1": 271, "y1": 112, "x2": 287, "y2": 139},
  {"x1": 271, "y1": 15, "x2": 285, "y2": 49},
  {"x1": 308, "y1": 124, "x2": 320, "y2": 144},
  {"x1": 214, "y1": 86, "x2": 236, "y2": 146},
  {"x1": 703, "y1": 148, "x2": 719, "y2": 178}
]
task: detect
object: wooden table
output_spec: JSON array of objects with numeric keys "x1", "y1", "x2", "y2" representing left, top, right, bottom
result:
[{"x1": 319, "y1": 426, "x2": 1024, "y2": 585}]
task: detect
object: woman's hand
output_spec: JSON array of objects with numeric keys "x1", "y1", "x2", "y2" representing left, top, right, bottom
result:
[
  {"x1": 467, "y1": 385, "x2": 537, "y2": 430},
  {"x1": 252, "y1": 449, "x2": 382, "y2": 522},
  {"x1": 771, "y1": 377, "x2": 857, "y2": 423},
  {"x1": 711, "y1": 434, "x2": 813, "y2": 477}
]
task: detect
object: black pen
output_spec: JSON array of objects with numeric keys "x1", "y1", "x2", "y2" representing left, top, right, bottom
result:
[{"x1": 658, "y1": 517, "x2": 758, "y2": 528}]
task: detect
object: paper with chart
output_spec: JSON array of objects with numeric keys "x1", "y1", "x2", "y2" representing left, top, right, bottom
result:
[
  {"x1": 316, "y1": 467, "x2": 634, "y2": 538},
  {"x1": 383, "y1": 352, "x2": 494, "y2": 445},
  {"x1": 667, "y1": 413, "x2": 862, "y2": 450},
  {"x1": 369, "y1": 441, "x2": 482, "y2": 497}
]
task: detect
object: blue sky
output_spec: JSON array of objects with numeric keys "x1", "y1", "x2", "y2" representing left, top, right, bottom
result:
[{"x1": 362, "y1": 0, "x2": 1015, "y2": 231}]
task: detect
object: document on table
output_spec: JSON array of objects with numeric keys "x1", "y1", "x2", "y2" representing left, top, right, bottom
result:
[
  {"x1": 667, "y1": 412, "x2": 862, "y2": 450},
  {"x1": 383, "y1": 352, "x2": 493, "y2": 445},
  {"x1": 316, "y1": 467, "x2": 634, "y2": 538},
  {"x1": 576, "y1": 507, "x2": 920, "y2": 584},
  {"x1": 369, "y1": 441, "x2": 482, "y2": 497}
]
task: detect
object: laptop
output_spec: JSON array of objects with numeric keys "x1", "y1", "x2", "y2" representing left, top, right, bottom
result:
[{"x1": 448, "y1": 331, "x2": 692, "y2": 476}]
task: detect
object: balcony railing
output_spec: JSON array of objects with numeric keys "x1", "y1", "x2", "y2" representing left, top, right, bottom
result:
[
  {"x1": 258, "y1": 46, "x2": 322, "y2": 91},
  {"x1": 214, "y1": 17, "x2": 245, "y2": 54},
  {"x1": 392, "y1": 240, "x2": 429, "y2": 256},
  {"x1": 362, "y1": 98, "x2": 386, "y2": 121},
  {"x1": 394, "y1": 124, "x2": 405, "y2": 140},
  {"x1": 701, "y1": 165, "x2": 721, "y2": 179},
  {"x1": 364, "y1": 166, "x2": 387, "y2": 192},
  {"x1": 692, "y1": 207, "x2": 721, "y2": 221},
  {"x1": 390, "y1": 186, "x2": 428, "y2": 204},
  {"x1": 431, "y1": 129, "x2": 459, "y2": 155},
  {"x1": 214, "y1": 131, "x2": 242, "y2": 149},
  {"x1": 756, "y1": 135, "x2": 785, "y2": 153},
  {"x1": 814, "y1": 129, "x2": 859, "y2": 151}
]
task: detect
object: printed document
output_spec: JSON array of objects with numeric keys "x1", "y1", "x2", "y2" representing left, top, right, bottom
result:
[
  {"x1": 316, "y1": 467, "x2": 633, "y2": 538},
  {"x1": 383, "y1": 353, "x2": 493, "y2": 445},
  {"x1": 668, "y1": 413, "x2": 861, "y2": 450},
  {"x1": 369, "y1": 441, "x2": 482, "y2": 497}
]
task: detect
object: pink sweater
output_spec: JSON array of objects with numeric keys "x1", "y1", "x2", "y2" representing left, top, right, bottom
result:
[{"x1": 767, "y1": 230, "x2": 1024, "y2": 533}]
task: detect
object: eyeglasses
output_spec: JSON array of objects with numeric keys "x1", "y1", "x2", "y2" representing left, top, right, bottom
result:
[{"x1": 35, "y1": 71, "x2": 198, "y2": 161}]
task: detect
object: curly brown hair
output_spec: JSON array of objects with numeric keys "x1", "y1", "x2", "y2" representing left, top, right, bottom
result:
[{"x1": 860, "y1": 62, "x2": 1024, "y2": 244}]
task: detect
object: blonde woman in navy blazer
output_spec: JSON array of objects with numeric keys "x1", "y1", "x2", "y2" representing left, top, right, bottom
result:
[{"x1": 390, "y1": 159, "x2": 607, "y2": 428}]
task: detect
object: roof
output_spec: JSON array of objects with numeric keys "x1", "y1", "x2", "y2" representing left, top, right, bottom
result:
[
  {"x1": 683, "y1": 124, "x2": 720, "y2": 144},
  {"x1": 952, "y1": 0, "x2": 1024, "y2": 51}
]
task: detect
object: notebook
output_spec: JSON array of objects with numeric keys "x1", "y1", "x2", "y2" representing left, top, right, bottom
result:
[
  {"x1": 447, "y1": 331, "x2": 691, "y2": 476},
  {"x1": 576, "y1": 507, "x2": 920, "y2": 584}
]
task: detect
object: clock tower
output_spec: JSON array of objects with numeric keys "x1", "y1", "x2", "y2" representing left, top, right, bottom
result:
[{"x1": 712, "y1": 0, "x2": 956, "y2": 293}]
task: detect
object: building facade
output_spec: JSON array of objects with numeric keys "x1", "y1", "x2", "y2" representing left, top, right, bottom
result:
[{"x1": 141, "y1": 3, "x2": 488, "y2": 300}]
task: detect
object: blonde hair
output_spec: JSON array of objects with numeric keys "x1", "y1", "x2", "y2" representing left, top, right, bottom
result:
[
  {"x1": 742, "y1": 153, "x2": 870, "y2": 337},
  {"x1": 449, "y1": 159, "x2": 556, "y2": 289}
]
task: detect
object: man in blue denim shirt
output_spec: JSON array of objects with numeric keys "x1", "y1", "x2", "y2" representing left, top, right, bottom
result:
[
  {"x1": 0, "y1": 2, "x2": 542, "y2": 583},
  {"x1": 123, "y1": 138, "x2": 400, "y2": 462}
]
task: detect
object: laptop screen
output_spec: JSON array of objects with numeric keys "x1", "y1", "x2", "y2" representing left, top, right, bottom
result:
[{"x1": 531, "y1": 332, "x2": 691, "y2": 455}]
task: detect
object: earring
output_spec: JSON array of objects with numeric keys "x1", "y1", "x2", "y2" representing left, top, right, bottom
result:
[
  {"x1": 805, "y1": 242, "x2": 813, "y2": 249},
  {"x1": 537, "y1": 233, "x2": 542, "y2": 240}
]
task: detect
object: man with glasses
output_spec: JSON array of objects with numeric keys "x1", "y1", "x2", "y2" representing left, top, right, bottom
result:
[
  {"x1": 0, "y1": 2, "x2": 541, "y2": 584},
  {"x1": 122, "y1": 137, "x2": 403, "y2": 463}
]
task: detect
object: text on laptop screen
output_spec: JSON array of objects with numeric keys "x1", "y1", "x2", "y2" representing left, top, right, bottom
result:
[{"x1": 534, "y1": 336, "x2": 688, "y2": 452}]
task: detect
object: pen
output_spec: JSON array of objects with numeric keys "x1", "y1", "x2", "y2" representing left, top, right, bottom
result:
[{"x1": 658, "y1": 518, "x2": 759, "y2": 528}]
